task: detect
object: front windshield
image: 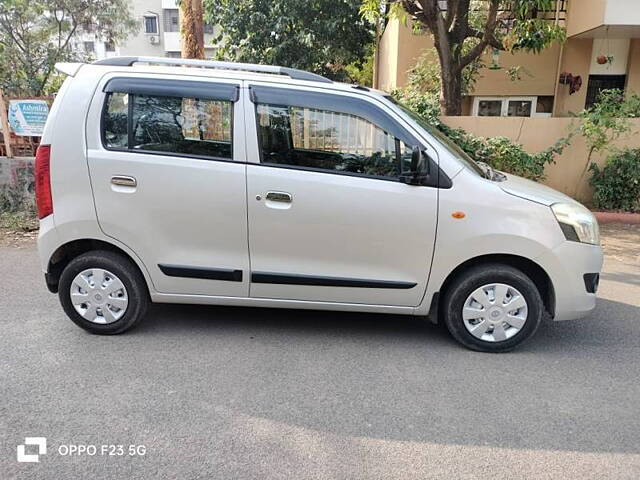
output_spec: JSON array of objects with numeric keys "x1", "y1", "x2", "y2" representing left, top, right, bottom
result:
[{"x1": 385, "y1": 96, "x2": 487, "y2": 178}]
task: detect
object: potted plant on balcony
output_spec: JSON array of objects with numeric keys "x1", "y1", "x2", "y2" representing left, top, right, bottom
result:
[{"x1": 596, "y1": 54, "x2": 614, "y2": 66}]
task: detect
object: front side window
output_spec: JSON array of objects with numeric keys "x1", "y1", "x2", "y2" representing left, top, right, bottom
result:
[
  {"x1": 387, "y1": 96, "x2": 487, "y2": 179},
  {"x1": 256, "y1": 103, "x2": 412, "y2": 179},
  {"x1": 103, "y1": 92, "x2": 232, "y2": 159}
]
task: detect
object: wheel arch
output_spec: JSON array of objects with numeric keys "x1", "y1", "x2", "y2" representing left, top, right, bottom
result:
[
  {"x1": 45, "y1": 238, "x2": 151, "y2": 295},
  {"x1": 430, "y1": 253, "x2": 555, "y2": 323}
]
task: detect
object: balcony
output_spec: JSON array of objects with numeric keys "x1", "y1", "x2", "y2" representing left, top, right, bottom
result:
[{"x1": 567, "y1": 0, "x2": 640, "y2": 38}]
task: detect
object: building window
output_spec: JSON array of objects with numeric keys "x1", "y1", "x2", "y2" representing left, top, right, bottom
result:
[
  {"x1": 477, "y1": 99, "x2": 502, "y2": 117},
  {"x1": 507, "y1": 100, "x2": 533, "y2": 117},
  {"x1": 105, "y1": 41, "x2": 115, "y2": 52},
  {"x1": 103, "y1": 92, "x2": 233, "y2": 160},
  {"x1": 585, "y1": 75, "x2": 626, "y2": 109},
  {"x1": 473, "y1": 97, "x2": 539, "y2": 117},
  {"x1": 204, "y1": 23, "x2": 214, "y2": 34},
  {"x1": 166, "y1": 51, "x2": 181, "y2": 58},
  {"x1": 83, "y1": 41, "x2": 95, "y2": 53},
  {"x1": 164, "y1": 9, "x2": 179, "y2": 33},
  {"x1": 143, "y1": 15, "x2": 158, "y2": 34}
]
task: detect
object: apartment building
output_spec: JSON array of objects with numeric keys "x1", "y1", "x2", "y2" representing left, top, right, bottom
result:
[
  {"x1": 375, "y1": 0, "x2": 640, "y2": 117},
  {"x1": 72, "y1": 0, "x2": 218, "y2": 61}
]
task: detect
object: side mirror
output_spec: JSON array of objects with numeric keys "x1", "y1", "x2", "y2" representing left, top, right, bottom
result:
[{"x1": 401, "y1": 145, "x2": 430, "y2": 185}]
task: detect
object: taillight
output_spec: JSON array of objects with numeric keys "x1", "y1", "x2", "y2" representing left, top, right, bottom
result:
[{"x1": 35, "y1": 145, "x2": 53, "y2": 219}]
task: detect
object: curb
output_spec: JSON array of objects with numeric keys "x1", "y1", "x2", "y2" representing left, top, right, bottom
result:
[{"x1": 593, "y1": 211, "x2": 640, "y2": 225}]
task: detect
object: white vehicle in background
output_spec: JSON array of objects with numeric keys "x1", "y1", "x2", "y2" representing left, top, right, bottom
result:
[{"x1": 35, "y1": 57, "x2": 602, "y2": 352}]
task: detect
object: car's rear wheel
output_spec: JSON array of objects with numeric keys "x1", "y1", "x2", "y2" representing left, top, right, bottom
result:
[
  {"x1": 442, "y1": 264, "x2": 543, "y2": 352},
  {"x1": 58, "y1": 250, "x2": 148, "y2": 334}
]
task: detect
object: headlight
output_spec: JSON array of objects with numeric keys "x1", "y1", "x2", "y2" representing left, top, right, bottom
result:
[{"x1": 551, "y1": 202, "x2": 600, "y2": 245}]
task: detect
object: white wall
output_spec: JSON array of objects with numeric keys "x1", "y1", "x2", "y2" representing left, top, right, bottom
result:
[
  {"x1": 589, "y1": 38, "x2": 631, "y2": 75},
  {"x1": 163, "y1": 32, "x2": 181, "y2": 52},
  {"x1": 605, "y1": 0, "x2": 640, "y2": 26}
]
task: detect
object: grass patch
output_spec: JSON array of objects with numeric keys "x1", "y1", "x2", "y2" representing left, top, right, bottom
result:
[{"x1": 0, "y1": 212, "x2": 38, "y2": 232}]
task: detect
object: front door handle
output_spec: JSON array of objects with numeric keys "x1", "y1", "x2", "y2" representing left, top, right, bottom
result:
[
  {"x1": 265, "y1": 191, "x2": 292, "y2": 203},
  {"x1": 111, "y1": 175, "x2": 137, "y2": 187}
]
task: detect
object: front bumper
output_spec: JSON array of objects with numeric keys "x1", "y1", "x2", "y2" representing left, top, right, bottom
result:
[{"x1": 535, "y1": 241, "x2": 604, "y2": 321}]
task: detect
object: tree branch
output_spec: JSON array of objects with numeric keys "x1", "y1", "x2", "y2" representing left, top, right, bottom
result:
[
  {"x1": 444, "y1": 0, "x2": 458, "y2": 32},
  {"x1": 466, "y1": 26, "x2": 503, "y2": 50},
  {"x1": 457, "y1": 0, "x2": 499, "y2": 71},
  {"x1": 450, "y1": 0, "x2": 470, "y2": 42}
]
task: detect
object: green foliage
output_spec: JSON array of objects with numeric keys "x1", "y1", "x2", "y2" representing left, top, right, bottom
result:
[
  {"x1": 478, "y1": 137, "x2": 557, "y2": 180},
  {"x1": 439, "y1": 126, "x2": 567, "y2": 181},
  {"x1": 569, "y1": 89, "x2": 640, "y2": 195},
  {"x1": 344, "y1": 43, "x2": 375, "y2": 86},
  {"x1": 0, "y1": 0, "x2": 137, "y2": 96},
  {"x1": 576, "y1": 89, "x2": 640, "y2": 158},
  {"x1": 504, "y1": 18, "x2": 566, "y2": 53},
  {"x1": 405, "y1": 47, "x2": 483, "y2": 96},
  {"x1": 203, "y1": 0, "x2": 374, "y2": 81},
  {"x1": 590, "y1": 148, "x2": 640, "y2": 212},
  {"x1": 392, "y1": 89, "x2": 442, "y2": 125}
]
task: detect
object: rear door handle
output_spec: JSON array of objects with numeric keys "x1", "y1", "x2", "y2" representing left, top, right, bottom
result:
[
  {"x1": 111, "y1": 176, "x2": 137, "y2": 187},
  {"x1": 265, "y1": 191, "x2": 292, "y2": 203}
]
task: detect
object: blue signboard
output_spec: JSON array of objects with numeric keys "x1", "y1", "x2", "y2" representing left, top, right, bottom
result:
[{"x1": 8, "y1": 100, "x2": 49, "y2": 136}]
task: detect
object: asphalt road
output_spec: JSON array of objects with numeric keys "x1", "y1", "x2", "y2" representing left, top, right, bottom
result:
[{"x1": 1, "y1": 243, "x2": 639, "y2": 479}]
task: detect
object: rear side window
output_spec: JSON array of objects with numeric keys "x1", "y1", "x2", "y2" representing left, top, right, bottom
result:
[
  {"x1": 256, "y1": 102, "x2": 413, "y2": 179},
  {"x1": 103, "y1": 91, "x2": 233, "y2": 160}
]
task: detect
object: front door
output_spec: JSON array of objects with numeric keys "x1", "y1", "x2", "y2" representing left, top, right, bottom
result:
[
  {"x1": 86, "y1": 75, "x2": 249, "y2": 297},
  {"x1": 245, "y1": 84, "x2": 438, "y2": 307}
]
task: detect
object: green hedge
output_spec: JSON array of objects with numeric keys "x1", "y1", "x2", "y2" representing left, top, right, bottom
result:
[{"x1": 590, "y1": 148, "x2": 640, "y2": 212}]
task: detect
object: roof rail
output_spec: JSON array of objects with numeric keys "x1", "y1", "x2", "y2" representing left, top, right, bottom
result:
[{"x1": 92, "y1": 56, "x2": 332, "y2": 83}]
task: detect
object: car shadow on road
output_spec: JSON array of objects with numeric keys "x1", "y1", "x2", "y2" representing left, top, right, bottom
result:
[
  {"x1": 134, "y1": 297, "x2": 639, "y2": 354},
  {"x1": 136, "y1": 301, "x2": 455, "y2": 346}
]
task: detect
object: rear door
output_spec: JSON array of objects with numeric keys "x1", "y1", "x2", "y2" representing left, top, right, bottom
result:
[
  {"x1": 244, "y1": 83, "x2": 439, "y2": 307},
  {"x1": 86, "y1": 74, "x2": 249, "y2": 297}
]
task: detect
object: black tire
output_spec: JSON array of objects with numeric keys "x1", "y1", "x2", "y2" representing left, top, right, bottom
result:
[
  {"x1": 442, "y1": 264, "x2": 543, "y2": 352},
  {"x1": 58, "y1": 250, "x2": 149, "y2": 334}
]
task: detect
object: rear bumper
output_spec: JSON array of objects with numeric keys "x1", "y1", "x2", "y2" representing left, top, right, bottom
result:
[{"x1": 536, "y1": 241, "x2": 603, "y2": 321}]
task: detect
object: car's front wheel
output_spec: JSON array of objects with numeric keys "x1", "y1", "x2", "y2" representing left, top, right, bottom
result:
[
  {"x1": 58, "y1": 250, "x2": 149, "y2": 334},
  {"x1": 442, "y1": 264, "x2": 544, "y2": 352}
]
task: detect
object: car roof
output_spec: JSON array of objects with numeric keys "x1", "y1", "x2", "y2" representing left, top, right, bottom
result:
[{"x1": 57, "y1": 56, "x2": 389, "y2": 97}]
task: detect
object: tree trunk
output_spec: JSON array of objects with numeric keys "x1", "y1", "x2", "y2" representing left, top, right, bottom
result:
[
  {"x1": 180, "y1": 0, "x2": 205, "y2": 59},
  {"x1": 440, "y1": 67, "x2": 463, "y2": 116}
]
